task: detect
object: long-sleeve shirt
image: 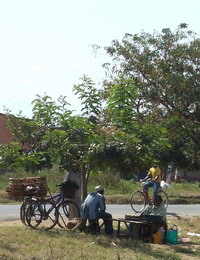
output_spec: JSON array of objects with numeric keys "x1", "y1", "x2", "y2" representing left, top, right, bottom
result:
[{"x1": 80, "y1": 192, "x2": 106, "y2": 219}]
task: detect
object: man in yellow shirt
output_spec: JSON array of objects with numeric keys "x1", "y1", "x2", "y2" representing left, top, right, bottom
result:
[{"x1": 140, "y1": 165, "x2": 162, "y2": 201}]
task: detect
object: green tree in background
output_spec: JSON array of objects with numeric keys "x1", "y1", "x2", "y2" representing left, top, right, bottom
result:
[
  {"x1": 73, "y1": 74, "x2": 102, "y2": 123},
  {"x1": 102, "y1": 23, "x2": 200, "y2": 169},
  {"x1": 96, "y1": 76, "x2": 170, "y2": 177},
  {"x1": 2, "y1": 87, "x2": 102, "y2": 199}
]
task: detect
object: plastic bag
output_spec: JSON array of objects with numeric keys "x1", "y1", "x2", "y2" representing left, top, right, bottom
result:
[{"x1": 160, "y1": 180, "x2": 171, "y2": 189}]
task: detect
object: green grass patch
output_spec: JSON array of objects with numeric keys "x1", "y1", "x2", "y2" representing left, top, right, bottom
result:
[{"x1": 0, "y1": 169, "x2": 200, "y2": 204}]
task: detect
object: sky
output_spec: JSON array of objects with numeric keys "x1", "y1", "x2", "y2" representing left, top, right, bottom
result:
[{"x1": 0, "y1": 0, "x2": 199, "y2": 118}]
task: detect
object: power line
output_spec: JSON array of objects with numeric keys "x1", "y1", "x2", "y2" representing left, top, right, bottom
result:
[
  {"x1": 0, "y1": 88, "x2": 32, "y2": 108},
  {"x1": 0, "y1": 88, "x2": 33, "y2": 117}
]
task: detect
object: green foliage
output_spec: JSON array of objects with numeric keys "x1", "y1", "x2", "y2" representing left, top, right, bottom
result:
[
  {"x1": 73, "y1": 75, "x2": 102, "y2": 123},
  {"x1": 19, "y1": 151, "x2": 53, "y2": 172},
  {"x1": 4, "y1": 94, "x2": 97, "y2": 174},
  {"x1": 107, "y1": 78, "x2": 138, "y2": 131},
  {"x1": 88, "y1": 171, "x2": 124, "y2": 193},
  {"x1": 103, "y1": 24, "x2": 200, "y2": 170},
  {"x1": 0, "y1": 142, "x2": 21, "y2": 169},
  {"x1": 32, "y1": 94, "x2": 72, "y2": 127}
]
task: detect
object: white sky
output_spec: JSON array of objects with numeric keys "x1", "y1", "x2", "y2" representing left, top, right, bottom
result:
[{"x1": 0, "y1": 0, "x2": 199, "y2": 118}]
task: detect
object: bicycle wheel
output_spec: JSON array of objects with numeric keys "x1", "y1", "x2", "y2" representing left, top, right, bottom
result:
[
  {"x1": 26, "y1": 199, "x2": 59, "y2": 230},
  {"x1": 56, "y1": 200, "x2": 80, "y2": 228},
  {"x1": 20, "y1": 198, "x2": 35, "y2": 225},
  {"x1": 130, "y1": 190, "x2": 146, "y2": 213},
  {"x1": 158, "y1": 190, "x2": 168, "y2": 209}
]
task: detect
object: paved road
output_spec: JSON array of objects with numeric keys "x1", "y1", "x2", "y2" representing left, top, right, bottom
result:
[
  {"x1": 106, "y1": 204, "x2": 200, "y2": 218},
  {"x1": 0, "y1": 204, "x2": 200, "y2": 222}
]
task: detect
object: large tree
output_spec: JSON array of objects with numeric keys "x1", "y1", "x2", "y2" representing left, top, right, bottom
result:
[
  {"x1": 1, "y1": 77, "x2": 103, "y2": 200},
  {"x1": 94, "y1": 76, "x2": 170, "y2": 176},
  {"x1": 100, "y1": 23, "x2": 200, "y2": 170}
]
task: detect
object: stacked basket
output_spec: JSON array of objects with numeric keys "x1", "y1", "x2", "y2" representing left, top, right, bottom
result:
[{"x1": 6, "y1": 177, "x2": 47, "y2": 199}]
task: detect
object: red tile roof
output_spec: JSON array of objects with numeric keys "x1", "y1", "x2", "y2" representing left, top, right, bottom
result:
[
  {"x1": 0, "y1": 113, "x2": 31, "y2": 151},
  {"x1": 0, "y1": 113, "x2": 15, "y2": 144}
]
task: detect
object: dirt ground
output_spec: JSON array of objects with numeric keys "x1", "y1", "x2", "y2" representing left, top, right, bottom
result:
[{"x1": 0, "y1": 220, "x2": 23, "y2": 226}]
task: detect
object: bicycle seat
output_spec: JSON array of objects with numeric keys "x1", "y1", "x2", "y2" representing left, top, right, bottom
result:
[{"x1": 25, "y1": 185, "x2": 40, "y2": 192}]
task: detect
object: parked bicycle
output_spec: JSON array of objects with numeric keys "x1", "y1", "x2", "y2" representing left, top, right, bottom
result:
[
  {"x1": 25, "y1": 182, "x2": 80, "y2": 230},
  {"x1": 20, "y1": 185, "x2": 40, "y2": 226},
  {"x1": 130, "y1": 181, "x2": 169, "y2": 213}
]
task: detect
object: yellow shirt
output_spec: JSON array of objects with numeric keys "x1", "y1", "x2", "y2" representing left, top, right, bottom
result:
[{"x1": 148, "y1": 167, "x2": 162, "y2": 183}]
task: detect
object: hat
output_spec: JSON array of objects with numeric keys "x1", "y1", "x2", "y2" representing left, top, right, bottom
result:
[{"x1": 95, "y1": 185, "x2": 103, "y2": 192}]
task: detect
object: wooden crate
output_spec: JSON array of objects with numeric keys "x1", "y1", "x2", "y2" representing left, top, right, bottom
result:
[{"x1": 6, "y1": 177, "x2": 47, "y2": 199}]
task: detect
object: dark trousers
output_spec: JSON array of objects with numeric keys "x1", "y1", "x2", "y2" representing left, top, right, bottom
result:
[{"x1": 97, "y1": 211, "x2": 113, "y2": 235}]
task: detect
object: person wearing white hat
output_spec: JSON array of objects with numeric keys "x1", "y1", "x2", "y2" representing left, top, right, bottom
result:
[
  {"x1": 95, "y1": 185, "x2": 104, "y2": 192},
  {"x1": 80, "y1": 185, "x2": 113, "y2": 235}
]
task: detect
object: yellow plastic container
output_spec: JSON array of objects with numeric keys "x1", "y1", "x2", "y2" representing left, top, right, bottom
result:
[{"x1": 153, "y1": 231, "x2": 163, "y2": 244}]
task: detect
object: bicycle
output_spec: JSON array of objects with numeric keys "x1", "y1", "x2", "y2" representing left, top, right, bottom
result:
[
  {"x1": 130, "y1": 181, "x2": 169, "y2": 213},
  {"x1": 25, "y1": 182, "x2": 80, "y2": 230},
  {"x1": 20, "y1": 185, "x2": 40, "y2": 226}
]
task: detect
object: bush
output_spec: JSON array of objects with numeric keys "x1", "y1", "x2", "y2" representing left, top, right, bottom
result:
[{"x1": 88, "y1": 171, "x2": 137, "y2": 195}]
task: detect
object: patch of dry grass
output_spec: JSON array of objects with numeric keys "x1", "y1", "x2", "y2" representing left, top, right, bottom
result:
[{"x1": 0, "y1": 217, "x2": 200, "y2": 260}]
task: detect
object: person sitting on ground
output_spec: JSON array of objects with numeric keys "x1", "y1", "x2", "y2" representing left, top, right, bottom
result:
[
  {"x1": 75, "y1": 185, "x2": 113, "y2": 235},
  {"x1": 140, "y1": 164, "x2": 162, "y2": 201}
]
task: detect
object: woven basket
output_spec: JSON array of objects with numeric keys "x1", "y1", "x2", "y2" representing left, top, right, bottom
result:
[
  {"x1": 6, "y1": 177, "x2": 47, "y2": 199},
  {"x1": 61, "y1": 185, "x2": 76, "y2": 199}
]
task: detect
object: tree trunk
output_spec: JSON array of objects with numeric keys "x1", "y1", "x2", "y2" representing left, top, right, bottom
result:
[
  {"x1": 64, "y1": 170, "x2": 81, "y2": 209},
  {"x1": 81, "y1": 166, "x2": 90, "y2": 201},
  {"x1": 64, "y1": 165, "x2": 90, "y2": 205}
]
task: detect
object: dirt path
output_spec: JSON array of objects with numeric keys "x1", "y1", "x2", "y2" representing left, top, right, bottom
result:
[{"x1": 0, "y1": 220, "x2": 23, "y2": 227}]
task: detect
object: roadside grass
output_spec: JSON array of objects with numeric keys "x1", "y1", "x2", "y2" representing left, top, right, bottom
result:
[
  {"x1": 0, "y1": 169, "x2": 200, "y2": 204},
  {"x1": 0, "y1": 217, "x2": 200, "y2": 260},
  {"x1": 0, "y1": 170, "x2": 200, "y2": 259}
]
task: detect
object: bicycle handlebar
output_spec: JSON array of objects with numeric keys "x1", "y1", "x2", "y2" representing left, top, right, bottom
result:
[{"x1": 139, "y1": 178, "x2": 151, "y2": 185}]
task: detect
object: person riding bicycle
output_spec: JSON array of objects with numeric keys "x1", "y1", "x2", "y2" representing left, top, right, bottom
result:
[{"x1": 140, "y1": 164, "x2": 162, "y2": 202}]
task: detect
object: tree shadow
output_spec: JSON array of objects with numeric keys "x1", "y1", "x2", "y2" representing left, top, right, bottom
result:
[
  {"x1": 171, "y1": 241, "x2": 200, "y2": 259},
  {"x1": 48, "y1": 227, "x2": 200, "y2": 259}
]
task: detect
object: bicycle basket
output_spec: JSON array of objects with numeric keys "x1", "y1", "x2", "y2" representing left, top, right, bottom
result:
[{"x1": 61, "y1": 180, "x2": 79, "y2": 199}]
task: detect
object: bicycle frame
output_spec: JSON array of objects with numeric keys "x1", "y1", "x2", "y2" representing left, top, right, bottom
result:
[
  {"x1": 25, "y1": 183, "x2": 80, "y2": 229},
  {"x1": 141, "y1": 180, "x2": 166, "y2": 197},
  {"x1": 130, "y1": 181, "x2": 169, "y2": 213},
  {"x1": 38, "y1": 192, "x2": 63, "y2": 216}
]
